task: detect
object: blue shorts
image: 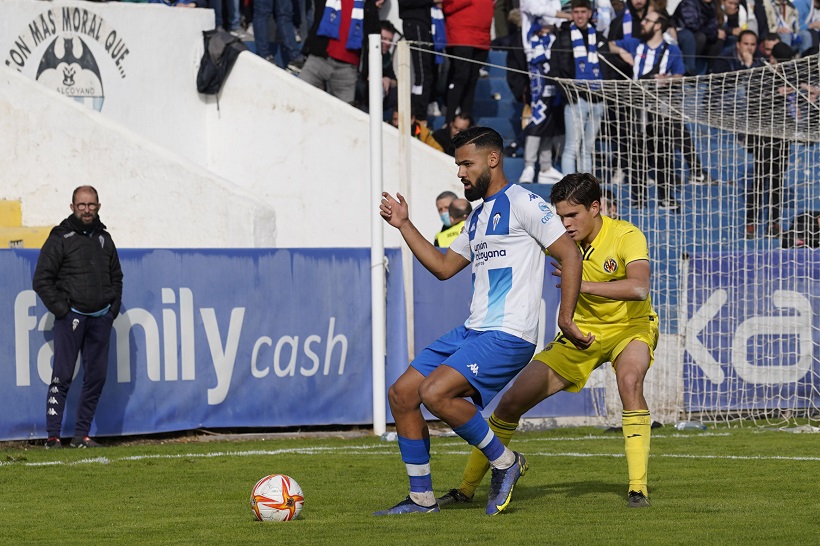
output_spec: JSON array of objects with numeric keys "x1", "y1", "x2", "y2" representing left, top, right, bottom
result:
[{"x1": 410, "y1": 325, "x2": 536, "y2": 409}]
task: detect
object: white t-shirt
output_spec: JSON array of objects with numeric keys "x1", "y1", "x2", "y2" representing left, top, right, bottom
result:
[{"x1": 449, "y1": 183, "x2": 566, "y2": 344}]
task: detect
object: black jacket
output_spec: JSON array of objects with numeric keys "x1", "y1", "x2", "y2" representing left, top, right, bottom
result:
[{"x1": 33, "y1": 214, "x2": 123, "y2": 319}]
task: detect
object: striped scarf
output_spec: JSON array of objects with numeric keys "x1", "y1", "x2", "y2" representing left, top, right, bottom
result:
[
  {"x1": 571, "y1": 24, "x2": 601, "y2": 84},
  {"x1": 622, "y1": 8, "x2": 633, "y2": 38},
  {"x1": 317, "y1": 0, "x2": 365, "y2": 50},
  {"x1": 632, "y1": 42, "x2": 669, "y2": 79},
  {"x1": 528, "y1": 30, "x2": 558, "y2": 126},
  {"x1": 431, "y1": 7, "x2": 446, "y2": 65}
]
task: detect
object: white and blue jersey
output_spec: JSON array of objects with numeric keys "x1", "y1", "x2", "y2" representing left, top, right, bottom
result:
[
  {"x1": 614, "y1": 37, "x2": 685, "y2": 79},
  {"x1": 449, "y1": 183, "x2": 566, "y2": 345}
]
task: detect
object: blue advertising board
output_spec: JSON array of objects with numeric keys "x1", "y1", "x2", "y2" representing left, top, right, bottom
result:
[
  {"x1": 683, "y1": 250, "x2": 820, "y2": 413},
  {"x1": 1, "y1": 249, "x2": 407, "y2": 440}
]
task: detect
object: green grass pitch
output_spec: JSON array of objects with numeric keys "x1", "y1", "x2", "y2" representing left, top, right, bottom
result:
[{"x1": 1, "y1": 425, "x2": 818, "y2": 545}]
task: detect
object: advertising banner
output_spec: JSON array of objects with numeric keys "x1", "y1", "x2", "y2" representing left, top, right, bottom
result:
[
  {"x1": 684, "y1": 251, "x2": 820, "y2": 412},
  {"x1": 2, "y1": 249, "x2": 407, "y2": 440}
]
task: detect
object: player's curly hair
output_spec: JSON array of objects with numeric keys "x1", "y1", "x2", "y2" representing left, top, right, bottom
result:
[
  {"x1": 452, "y1": 126, "x2": 504, "y2": 153},
  {"x1": 550, "y1": 173, "x2": 602, "y2": 209}
]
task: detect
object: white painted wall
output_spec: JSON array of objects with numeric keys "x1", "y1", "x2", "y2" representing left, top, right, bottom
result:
[
  {"x1": 0, "y1": 67, "x2": 276, "y2": 247},
  {"x1": 0, "y1": 0, "x2": 464, "y2": 248}
]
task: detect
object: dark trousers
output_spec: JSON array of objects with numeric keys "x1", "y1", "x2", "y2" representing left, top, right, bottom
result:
[
  {"x1": 47, "y1": 311, "x2": 114, "y2": 438},
  {"x1": 445, "y1": 46, "x2": 489, "y2": 124},
  {"x1": 630, "y1": 114, "x2": 674, "y2": 203},
  {"x1": 745, "y1": 135, "x2": 789, "y2": 226},
  {"x1": 403, "y1": 19, "x2": 435, "y2": 121}
]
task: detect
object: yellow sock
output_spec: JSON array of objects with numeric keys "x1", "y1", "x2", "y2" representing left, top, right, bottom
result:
[
  {"x1": 457, "y1": 413, "x2": 519, "y2": 498},
  {"x1": 622, "y1": 410, "x2": 651, "y2": 497}
]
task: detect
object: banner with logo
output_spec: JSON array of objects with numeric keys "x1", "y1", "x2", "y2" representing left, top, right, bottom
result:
[
  {"x1": 2, "y1": 249, "x2": 408, "y2": 441},
  {"x1": 683, "y1": 251, "x2": 820, "y2": 412},
  {"x1": 1, "y1": 248, "x2": 605, "y2": 441}
]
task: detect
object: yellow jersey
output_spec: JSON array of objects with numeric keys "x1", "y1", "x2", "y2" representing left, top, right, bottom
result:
[
  {"x1": 434, "y1": 220, "x2": 466, "y2": 248},
  {"x1": 573, "y1": 215, "x2": 657, "y2": 327}
]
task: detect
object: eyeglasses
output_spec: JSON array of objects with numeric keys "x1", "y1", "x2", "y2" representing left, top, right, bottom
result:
[{"x1": 74, "y1": 202, "x2": 99, "y2": 211}]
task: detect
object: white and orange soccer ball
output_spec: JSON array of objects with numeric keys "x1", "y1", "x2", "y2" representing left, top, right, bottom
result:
[{"x1": 250, "y1": 474, "x2": 305, "y2": 522}]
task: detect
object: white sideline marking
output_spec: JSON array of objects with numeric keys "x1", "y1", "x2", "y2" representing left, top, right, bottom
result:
[{"x1": 3, "y1": 439, "x2": 819, "y2": 467}]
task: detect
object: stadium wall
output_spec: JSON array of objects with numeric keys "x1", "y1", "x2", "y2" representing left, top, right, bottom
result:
[{"x1": 0, "y1": 0, "x2": 462, "y2": 248}]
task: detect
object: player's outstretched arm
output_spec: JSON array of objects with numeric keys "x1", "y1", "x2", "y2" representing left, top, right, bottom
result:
[
  {"x1": 546, "y1": 233, "x2": 594, "y2": 350},
  {"x1": 379, "y1": 192, "x2": 470, "y2": 279}
]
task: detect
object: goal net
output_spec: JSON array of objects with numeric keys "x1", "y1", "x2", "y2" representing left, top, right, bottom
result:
[{"x1": 554, "y1": 54, "x2": 820, "y2": 427}]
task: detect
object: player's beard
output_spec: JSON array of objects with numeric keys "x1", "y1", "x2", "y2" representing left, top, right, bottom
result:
[{"x1": 464, "y1": 167, "x2": 491, "y2": 201}]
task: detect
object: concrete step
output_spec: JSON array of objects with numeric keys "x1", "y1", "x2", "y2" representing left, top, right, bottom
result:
[{"x1": 1, "y1": 226, "x2": 50, "y2": 249}]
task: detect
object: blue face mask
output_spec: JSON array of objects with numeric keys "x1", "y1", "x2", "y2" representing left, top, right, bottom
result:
[{"x1": 440, "y1": 212, "x2": 452, "y2": 227}]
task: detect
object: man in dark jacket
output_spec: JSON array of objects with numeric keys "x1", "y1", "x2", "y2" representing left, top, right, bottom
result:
[
  {"x1": 673, "y1": 0, "x2": 723, "y2": 74},
  {"x1": 33, "y1": 186, "x2": 123, "y2": 449}
]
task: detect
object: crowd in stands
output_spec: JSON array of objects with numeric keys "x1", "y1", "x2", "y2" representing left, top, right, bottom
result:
[{"x1": 98, "y1": 0, "x2": 818, "y2": 238}]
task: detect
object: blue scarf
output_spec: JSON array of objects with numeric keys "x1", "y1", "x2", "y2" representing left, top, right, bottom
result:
[
  {"x1": 570, "y1": 23, "x2": 601, "y2": 84},
  {"x1": 317, "y1": 0, "x2": 365, "y2": 50},
  {"x1": 527, "y1": 26, "x2": 559, "y2": 127},
  {"x1": 622, "y1": 8, "x2": 633, "y2": 38},
  {"x1": 431, "y1": 7, "x2": 446, "y2": 64}
]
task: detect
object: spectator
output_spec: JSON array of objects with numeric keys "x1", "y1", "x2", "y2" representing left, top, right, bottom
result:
[
  {"x1": 758, "y1": 31, "x2": 782, "y2": 58},
  {"x1": 441, "y1": 0, "x2": 494, "y2": 125},
  {"x1": 741, "y1": 41, "x2": 794, "y2": 238},
  {"x1": 433, "y1": 190, "x2": 457, "y2": 244},
  {"x1": 518, "y1": 11, "x2": 565, "y2": 185},
  {"x1": 712, "y1": 27, "x2": 763, "y2": 71},
  {"x1": 673, "y1": 0, "x2": 724, "y2": 74},
  {"x1": 356, "y1": 19, "x2": 399, "y2": 118},
  {"x1": 211, "y1": 0, "x2": 242, "y2": 33},
  {"x1": 399, "y1": 0, "x2": 439, "y2": 123},
  {"x1": 391, "y1": 111, "x2": 446, "y2": 152},
  {"x1": 717, "y1": 0, "x2": 750, "y2": 53},
  {"x1": 756, "y1": 0, "x2": 799, "y2": 47},
  {"x1": 608, "y1": 0, "x2": 651, "y2": 43},
  {"x1": 434, "y1": 198, "x2": 473, "y2": 247},
  {"x1": 433, "y1": 113, "x2": 473, "y2": 156},
  {"x1": 782, "y1": 211, "x2": 820, "y2": 247},
  {"x1": 550, "y1": 0, "x2": 609, "y2": 176},
  {"x1": 796, "y1": 0, "x2": 820, "y2": 55},
  {"x1": 33, "y1": 186, "x2": 123, "y2": 450},
  {"x1": 299, "y1": 0, "x2": 376, "y2": 104},
  {"x1": 601, "y1": 187, "x2": 619, "y2": 218},
  {"x1": 254, "y1": 0, "x2": 306, "y2": 69},
  {"x1": 609, "y1": 8, "x2": 686, "y2": 210}
]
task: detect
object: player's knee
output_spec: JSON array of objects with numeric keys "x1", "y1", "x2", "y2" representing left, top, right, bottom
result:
[
  {"x1": 387, "y1": 382, "x2": 420, "y2": 413},
  {"x1": 417, "y1": 378, "x2": 445, "y2": 413}
]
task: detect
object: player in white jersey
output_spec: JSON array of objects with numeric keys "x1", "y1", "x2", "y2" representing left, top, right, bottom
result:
[{"x1": 374, "y1": 126, "x2": 592, "y2": 517}]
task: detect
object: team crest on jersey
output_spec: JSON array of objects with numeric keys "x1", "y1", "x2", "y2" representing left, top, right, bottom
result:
[
  {"x1": 603, "y1": 257, "x2": 618, "y2": 273},
  {"x1": 492, "y1": 212, "x2": 502, "y2": 230}
]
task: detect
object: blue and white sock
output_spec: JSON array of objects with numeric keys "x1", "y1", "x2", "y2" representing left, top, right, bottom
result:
[
  {"x1": 453, "y1": 411, "x2": 515, "y2": 469},
  {"x1": 397, "y1": 436, "x2": 436, "y2": 506}
]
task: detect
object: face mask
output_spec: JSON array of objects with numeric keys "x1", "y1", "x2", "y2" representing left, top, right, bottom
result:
[{"x1": 440, "y1": 212, "x2": 452, "y2": 227}]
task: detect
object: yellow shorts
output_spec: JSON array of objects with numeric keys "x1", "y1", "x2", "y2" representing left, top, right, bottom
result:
[{"x1": 532, "y1": 318, "x2": 659, "y2": 392}]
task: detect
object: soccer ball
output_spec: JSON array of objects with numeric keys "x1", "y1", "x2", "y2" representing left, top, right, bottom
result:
[{"x1": 250, "y1": 474, "x2": 305, "y2": 522}]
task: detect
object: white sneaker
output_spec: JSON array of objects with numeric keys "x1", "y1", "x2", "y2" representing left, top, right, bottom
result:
[
  {"x1": 610, "y1": 168, "x2": 625, "y2": 185},
  {"x1": 518, "y1": 165, "x2": 535, "y2": 183},
  {"x1": 537, "y1": 167, "x2": 563, "y2": 184},
  {"x1": 658, "y1": 198, "x2": 681, "y2": 211},
  {"x1": 427, "y1": 102, "x2": 442, "y2": 117}
]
